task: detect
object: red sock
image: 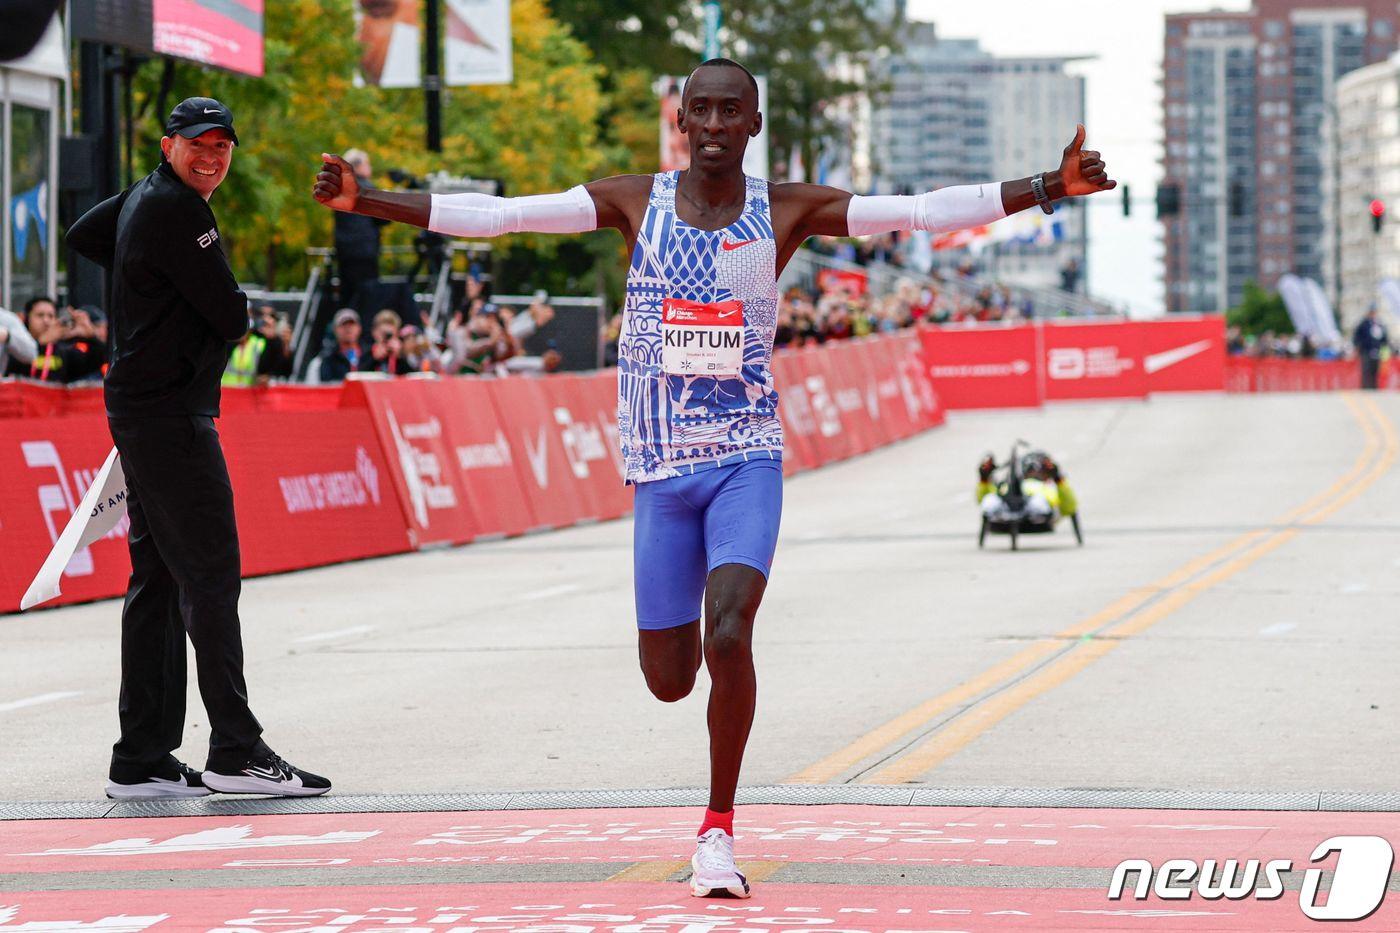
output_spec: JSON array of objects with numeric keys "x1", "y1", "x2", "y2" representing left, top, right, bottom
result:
[{"x1": 699, "y1": 807, "x2": 734, "y2": 837}]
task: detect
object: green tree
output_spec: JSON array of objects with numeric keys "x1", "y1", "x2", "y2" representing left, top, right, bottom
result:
[
  {"x1": 545, "y1": 0, "x2": 696, "y2": 77},
  {"x1": 723, "y1": 0, "x2": 898, "y2": 183},
  {"x1": 124, "y1": 0, "x2": 605, "y2": 289},
  {"x1": 1226, "y1": 280, "x2": 1295, "y2": 338}
]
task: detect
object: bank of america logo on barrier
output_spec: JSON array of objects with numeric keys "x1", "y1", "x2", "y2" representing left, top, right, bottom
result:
[
  {"x1": 356, "y1": 446, "x2": 381, "y2": 505},
  {"x1": 1109, "y1": 835, "x2": 1393, "y2": 921},
  {"x1": 277, "y1": 447, "x2": 381, "y2": 514}
]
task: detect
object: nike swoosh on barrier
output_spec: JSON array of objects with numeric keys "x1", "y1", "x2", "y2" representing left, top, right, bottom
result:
[
  {"x1": 721, "y1": 238, "x2": 758, "y2": 251},
  {"x1": 1144, "y1": 339, "x2": 1213, "y2": 374}
]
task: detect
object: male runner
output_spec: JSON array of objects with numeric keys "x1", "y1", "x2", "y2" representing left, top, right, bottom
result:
[{"x1": 312, "y1": 58, "x2": 1115, "y2": 896}]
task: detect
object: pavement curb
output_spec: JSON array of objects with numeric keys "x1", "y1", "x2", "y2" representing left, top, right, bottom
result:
[{"x1": 2, "y1": 784, "x2": 1396, "y2": 820}]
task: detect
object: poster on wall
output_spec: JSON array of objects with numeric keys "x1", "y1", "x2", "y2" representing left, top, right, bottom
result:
[
  {"x1": 153, "y1": 0, "x2": 265, "y2": 77},
  {"x1": 444, "y1": 0, "x2": 512, "y2": 85},
  {"x1": 657, "y1": 74, "x2": 768, "y2": 179},
  {"x1": 356, "y1": 0, "x2": 422, "y2": 87}
]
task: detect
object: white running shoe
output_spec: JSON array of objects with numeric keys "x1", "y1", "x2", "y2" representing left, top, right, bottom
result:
[{"x1": 690, "y1": 828, "x2": 751, "y2": 898}]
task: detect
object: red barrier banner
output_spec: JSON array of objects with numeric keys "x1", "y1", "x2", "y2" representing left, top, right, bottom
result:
[
  {"x1": 0, "y1": 381, "x2": 108, "y2": 420},
  {"x1": 433, "y1": 378, "x2": 541, "y2": 538},
  {"x1": 219, "y1": 409, "x2": 411, "y2": 576},
  {"x1": 773, "y1": 350, "x2": 819, "y2": 473},
  {"x1": 4, "y1": 337, "x2": 951, "y2": 614},
  {"x1": 484, "y1": 377, "x2": 590, "y2": 531},
  {"x1": 1139, "y1": 315, "x2": 1226, "y2": 393},
  {"x1": 798, "y1": 349, "x2": 855, "y2": 465},
  {"x1": 0, "y1": 416, "x2": 131, "y2": 612},
  {"x1": 918, "y1": 324, "x2": 1040, "y2": 410},
  {"x1": 1223, "y1": 355, "x2": 1399, "y2": 393},
  {"x1": 1040, "y1": 320, "x2": 1147, "y2": 401},
  {"x1": 346, "y1": 379, "x2": 485, "y2": 548},
  {"x1": 535, "y1": 373, "x2": 631, "y2": 522},
  {"x1": 218, "y1": 385, "x2": 346, "y2": 414},
  {"x1": 1224, "y1": 355, "x2": 1255, "y2": 393},
  {"x1": 847, "y1": 338, "x2": 897, "y2": 448},
  {"x1": 1254, "y1": 357, "x2": 1357, "y2": 392},
  {"x1": 0, "y1": 381, "x2": 347, "y2": 420},
  {"x1": 824, "y1": 341, "x2": 881, "y2": 457},
  {"x1": 891, "y1": 329, "x2": 945, "y2": 431}
]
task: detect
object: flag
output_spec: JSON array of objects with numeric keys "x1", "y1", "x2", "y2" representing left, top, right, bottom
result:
[{"x1": 22, "y1": 448, "x2": 127, "y2": 610}]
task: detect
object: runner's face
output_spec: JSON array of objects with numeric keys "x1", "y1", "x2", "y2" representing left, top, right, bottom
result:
[{"x1": 679, "y1": 68, "x2": 760, "y2": 172}]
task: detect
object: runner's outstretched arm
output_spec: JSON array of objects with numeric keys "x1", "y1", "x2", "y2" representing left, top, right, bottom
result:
[
  {"x1": 313, "y1": 154, "x2": 649, "y2": 241},
  {"x1": 777, "y1": 124, "x2": 1115, "y2": 245}
]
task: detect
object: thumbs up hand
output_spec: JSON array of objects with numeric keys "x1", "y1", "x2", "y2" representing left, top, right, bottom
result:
[{"x1": 1059, "y1": 124, "x2": 1116, "y2": 197}]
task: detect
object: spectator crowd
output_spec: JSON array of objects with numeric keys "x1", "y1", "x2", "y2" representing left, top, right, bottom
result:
[
  {"x1": 305, "y1": 278, "x2": 561, "y2": 383},
  {"x1": 0, "y1": 296, "x2": 109, "y2": 384}
]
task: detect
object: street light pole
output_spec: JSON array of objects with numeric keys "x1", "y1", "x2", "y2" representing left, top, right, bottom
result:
[
  {"x1": 425, "y1": 0, "x2": 443, "y2": 152},
  {"x1": 703, "y1": 1, "x2": 721, "y2": 60}
]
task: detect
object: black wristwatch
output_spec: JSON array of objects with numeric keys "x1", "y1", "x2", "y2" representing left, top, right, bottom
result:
[{"x1": 1030, "y1": 173, "x2": 1055, "y2": 215}]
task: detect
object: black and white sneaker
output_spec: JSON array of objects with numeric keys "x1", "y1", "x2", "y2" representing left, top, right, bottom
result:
[
  {"x1": 106, "y1": 759, "x2": 212, "y2": 799},
  {"x1": 202, "y1": 752, "x2": 331, "y2": 797}
]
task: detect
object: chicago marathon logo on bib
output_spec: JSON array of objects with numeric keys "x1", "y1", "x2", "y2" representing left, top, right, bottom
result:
[{"x1": 662, "y1": 298, "x2": 744, "y2": 376}]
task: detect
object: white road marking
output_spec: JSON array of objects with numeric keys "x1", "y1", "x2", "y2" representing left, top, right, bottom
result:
[
  {"x1": 293, "y1": 625, "x2": 376, "y2": 644},
  {"x1": 1258, "y1": 622, "x2": 1297, "y2": 637},
  {"x1": 0, "y1": 691, "x2": 82, "y2": 713},
  {"x1": 516, "y1": 584, "x2": 582, "y2": 602}
]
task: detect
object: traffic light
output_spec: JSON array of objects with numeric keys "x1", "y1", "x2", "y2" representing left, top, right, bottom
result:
[
  {"x1": 1229, "y1": 182, "x2": 1247, "y2": 218},
  {"x1": 1371, "y1": 198, "x2": 1386, "y2": 234},
  {"x1": 1156, "y1": 184, "x2": 1181, "y2": 218},
  {"x1": 1121, "y1": 184, "x2": 1131, "y2": 217}
]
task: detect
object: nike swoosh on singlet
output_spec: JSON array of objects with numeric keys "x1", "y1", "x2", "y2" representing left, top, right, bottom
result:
[{"x1": 721, "y1": 238, "x2": 758, "y2": 251}]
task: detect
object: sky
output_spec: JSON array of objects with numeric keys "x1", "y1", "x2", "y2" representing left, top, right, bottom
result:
[{"x1": 905, "y1": 0, "x2": 1253, "y2": 317}]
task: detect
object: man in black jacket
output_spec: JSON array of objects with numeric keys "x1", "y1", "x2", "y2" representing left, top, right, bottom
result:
[
  {"x1": 66, "y1": 98, "x2": 330, "y2": 800},
  {"x1": 1353, "y1": 306, "x2": 1390, "y2": 390},
  {"x1": 333, "y1": 148, "x2": 388, "y2": 311}
]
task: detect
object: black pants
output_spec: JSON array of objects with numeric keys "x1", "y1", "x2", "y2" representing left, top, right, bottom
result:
[
  {"x1": 1361, "y1": 355, "x2": 1380, "y2": 390},
  {"x1": 107, "y1": 415, "x2": 265, "y2": 772},
  {"x1": 337, "y1": 255, "x2": 379, "y2": 312}
]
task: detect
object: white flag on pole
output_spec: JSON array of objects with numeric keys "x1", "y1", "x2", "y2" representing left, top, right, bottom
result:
[
  {"x1": 21, "y1": 447, "x2": 128, "y2": 611},
  {"x1": 444, "y1": 0, "x2": 512, "y2": 86}
]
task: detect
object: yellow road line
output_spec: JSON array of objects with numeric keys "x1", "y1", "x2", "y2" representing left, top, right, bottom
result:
[
  {"x1": 862, "y1": 396, "x2": 1394, "y2": 784},
  {"x1": 606, "y1": 858, "x2": 786, "y2": 884},
  {"x1": 786, "y1": 395, "x2": 1385, "y2": 785},
  {"x1": 738, "y1": 860, "x2": 787, "y2": 882},
  {"x1": 605, "y1": 860, "x2": 687, "y2": 881}
]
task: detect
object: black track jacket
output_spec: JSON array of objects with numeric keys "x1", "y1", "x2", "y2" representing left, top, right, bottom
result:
[{"x1": 66, "y1": 162, "x2": 248, "y2": 418}]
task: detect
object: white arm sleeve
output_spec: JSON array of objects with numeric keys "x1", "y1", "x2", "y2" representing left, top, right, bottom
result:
[
  {"x1": 0, "y1": 307, "x2": 37, "y2": 365},
  {"x1": 847, "y1": 183, "x2": 1006, "y2": 237},
  {"x1": 428, "y1": 184, "x2": 598, "y2": 238}
]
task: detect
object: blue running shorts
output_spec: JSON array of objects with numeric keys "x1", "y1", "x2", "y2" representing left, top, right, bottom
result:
[{"x1": 632, "y1": 459, "x2": 784, "y2": 630}]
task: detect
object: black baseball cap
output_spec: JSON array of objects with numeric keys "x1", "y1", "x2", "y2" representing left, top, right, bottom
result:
[{"x1": 165, "y1": 97, "x2": 239, "y2": 145}]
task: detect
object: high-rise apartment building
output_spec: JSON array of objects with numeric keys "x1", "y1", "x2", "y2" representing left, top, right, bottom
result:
[
  {"x1": 870, "y1": 22, "x2": 1088, "y2": 291},
  {"x1": 1331, "y1": 53, "x2": 1400, "y2": 330},
  {"x1": 1161, "y1": 1, "x2": 1397, "y2": 314}
]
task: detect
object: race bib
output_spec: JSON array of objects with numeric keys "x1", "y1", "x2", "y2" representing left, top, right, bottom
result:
[{"x1": 662, "y1": 298, "x2": 744, "y2": 376}]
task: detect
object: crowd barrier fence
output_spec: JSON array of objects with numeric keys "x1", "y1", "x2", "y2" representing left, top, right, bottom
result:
[
  {"x1": 6, "y1": 317, "x2": 1391, "y2": 614},
  {"x1": 916, "y1": 315, "x2": 1227, "y2": 409},
  {"x1": 0, "y1": 331, "x2": 941, "y2": 613}
]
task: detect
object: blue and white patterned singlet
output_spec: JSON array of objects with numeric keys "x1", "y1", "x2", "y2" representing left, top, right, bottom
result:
[{"x1": 616, "y1": 171, "x2": 783, "y2": 484}]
